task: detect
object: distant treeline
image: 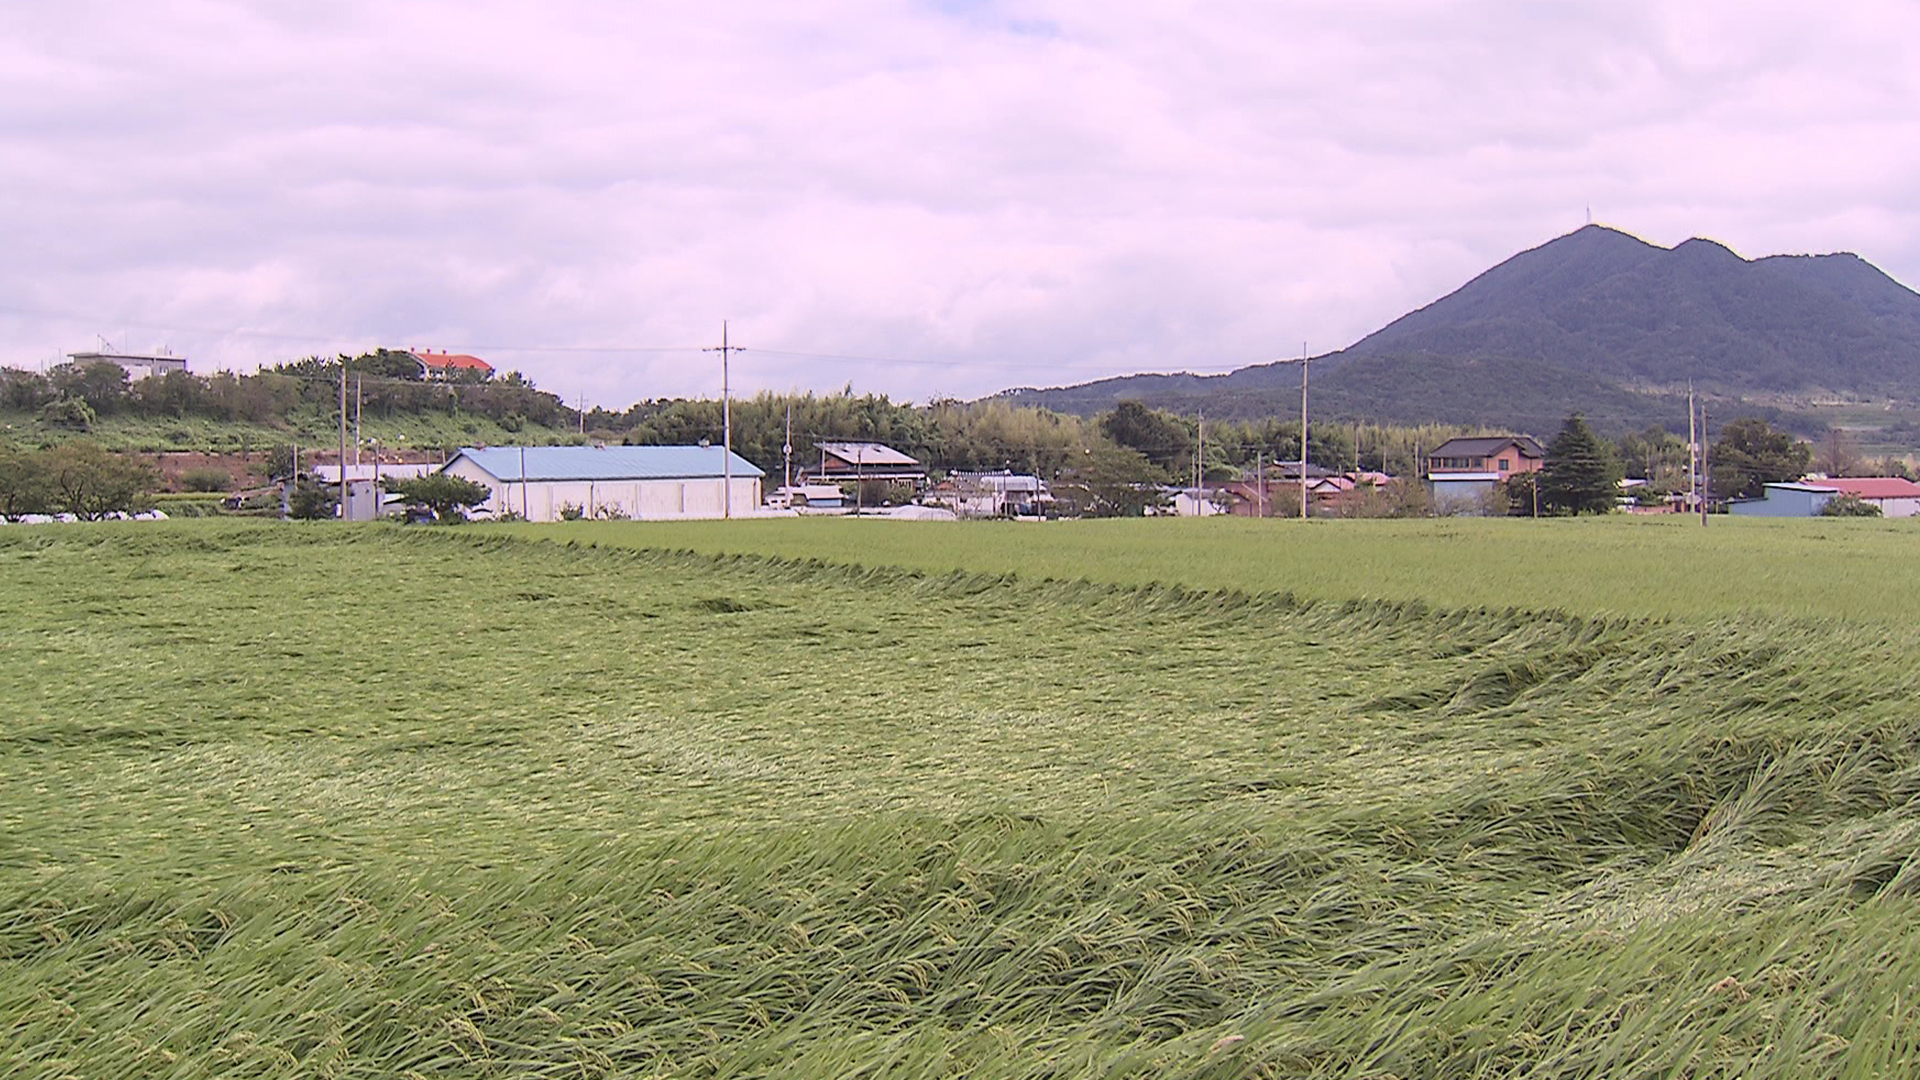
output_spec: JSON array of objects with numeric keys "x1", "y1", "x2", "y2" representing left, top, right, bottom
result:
[
  {"x1": 605, "y1": 392, "x2": 1489, "y2": 483},
  {"x1": 0, "y1": 350, "x2": 572, "y2": 433}
]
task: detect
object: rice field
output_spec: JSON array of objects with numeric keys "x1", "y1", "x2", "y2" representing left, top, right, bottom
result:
[
  {"x1": 3, "y1": 519, "x2": 1919, "y2": 1077},
  {"x1": 498, "y1": 514, "x2": 1920, "y2": 623}
]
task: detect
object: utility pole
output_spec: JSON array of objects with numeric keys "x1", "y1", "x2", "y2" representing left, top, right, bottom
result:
[
  {"x1": 783, "y1": 398, "x2": 793, "y2": 493},
  {"x1": 1688, "y1": 381, "x2": 1699, "y2": 520},
  {"x1": 1195, "y1": 410, "x2": 1204, "y2": 513},
  {"x1": 1299, "y1": 345, "x2": 1310, "y2": 521},
  {"x1": 1256, "y1": 450, "x2": 1264, "y2": 517},
  {"x1": 353, "y1": 375, "x2": 362, "y2": 467},
  {"x1": 338, "y1": 365, "x2": 349, "y2": 521},
  {"x1": 282, "y1": 439, "x2": 295, "y2": 519},
  {"x1": 1700, "y1": 401, "x2": 1711, "y2": 527},
  {"x1": 704, "y1": 322, "x2": 744, "y2": 519}
]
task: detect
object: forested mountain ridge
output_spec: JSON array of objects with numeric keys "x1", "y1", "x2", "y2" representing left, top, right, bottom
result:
[{"x1": 997, "y1": 226, "x2": 1920, "y2": 435}]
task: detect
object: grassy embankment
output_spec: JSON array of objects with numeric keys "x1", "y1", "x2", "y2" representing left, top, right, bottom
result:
[{"x1": 3, "y1": 518, "x2": 1919, "y2": 1077}]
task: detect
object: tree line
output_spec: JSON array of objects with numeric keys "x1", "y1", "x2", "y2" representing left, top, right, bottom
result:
[{"x1": 0, "y1": 350, "x2": 573, "y2": 433}]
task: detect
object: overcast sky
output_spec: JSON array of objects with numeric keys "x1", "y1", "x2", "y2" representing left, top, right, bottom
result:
[{"x1": 4, "y1": 1, "x2": 1917, "y2": 409}]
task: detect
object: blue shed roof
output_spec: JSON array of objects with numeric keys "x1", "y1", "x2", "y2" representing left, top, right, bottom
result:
[{"x1": 450, "y1": 445, "x2": 765, "y2": 482}]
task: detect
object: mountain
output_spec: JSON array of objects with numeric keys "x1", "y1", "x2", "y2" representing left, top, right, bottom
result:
[{"x1": 997, "y1": 226, "x2": 1920, "y2": 434}]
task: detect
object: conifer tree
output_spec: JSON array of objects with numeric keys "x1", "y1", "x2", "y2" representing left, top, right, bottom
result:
[{"x1": 1539, "y1": 413, "x2": 1622, "y2": 514}]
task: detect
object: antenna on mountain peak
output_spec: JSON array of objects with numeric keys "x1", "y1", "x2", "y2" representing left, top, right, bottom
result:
[{"x1": 1586, "y1": 205, "x2": 1593, "y2": 226}]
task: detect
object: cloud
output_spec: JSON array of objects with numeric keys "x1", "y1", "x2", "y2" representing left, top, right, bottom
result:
[{"x1": 4, "y1": 0, "x2": 1917, "y2": 408}]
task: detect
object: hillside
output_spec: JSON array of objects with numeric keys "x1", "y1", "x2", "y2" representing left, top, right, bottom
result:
[{"x1": 999, "y1": 226, "x2": 1920, "y2": 437}]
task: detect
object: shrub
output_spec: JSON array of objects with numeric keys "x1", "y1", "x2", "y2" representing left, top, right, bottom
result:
[
  {"x1": 38, "y1": 397, "x2": 95, "y2": 432},
  {"x1": 288, "y1": 480, "x2": 337, "y2": 520},
  {"x1": 179, "y1": 467, "x2": 233, "y2": 493},
  {"x1": 1820, "y1": 493, "x2": 1883, "y2": 517}
]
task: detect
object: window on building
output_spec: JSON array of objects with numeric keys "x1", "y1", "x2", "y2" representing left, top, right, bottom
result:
[{"x1": 1499, "y1": 458, "x2": 1512, "y2": 471}]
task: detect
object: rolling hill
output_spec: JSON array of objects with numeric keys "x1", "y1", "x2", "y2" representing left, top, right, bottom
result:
[{"x1": 998, "y1": 225, "x2": 1920, "y2": 436}]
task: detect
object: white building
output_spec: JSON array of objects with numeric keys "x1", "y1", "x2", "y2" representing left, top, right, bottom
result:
[
  {"x1": 66, "y1": 349, "x2": 188, "y2": 380},
  {"x1": 441, "y1": 445, "x2": 764, "y2": 521}
]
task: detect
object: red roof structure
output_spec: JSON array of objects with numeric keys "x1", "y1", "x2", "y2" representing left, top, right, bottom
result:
[
  {"x1": 1821, "y1": 477, "x2": 1920, "y2": 500},
  {"x1": 410, "y1": 349, "x2": 494, "y2": 376}
]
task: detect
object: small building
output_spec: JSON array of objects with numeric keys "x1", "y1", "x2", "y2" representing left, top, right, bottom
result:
[
  {"x1": 441, "y1": 445, "x2": 764, "y2": 521},
  {"x1": 811, "y1": 442, "x2": 926, "y2": 487},
  {"x1": 408, "y1": 349, "x2": 494, "y2": 380},
  {"x1": 313, "y1": 462, "x2": 438, "y2": 521},
  {"x1": 1164, "y1": 486, "x2": 1230, "y2": 517},
  {"x1": 65, "y1": 349, "x2": 188, "y2": 380},
  {"x1": 771, "y1": 484, "x2": 848, "y2": 510}
]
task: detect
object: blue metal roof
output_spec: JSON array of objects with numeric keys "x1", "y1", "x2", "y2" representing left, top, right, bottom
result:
[
  {"x1": 1763, "y1": 482, "x2": 1841, "y2": 494},
  {"x1": 451, "y1": 445, "x2": 765, "y2": 482}
]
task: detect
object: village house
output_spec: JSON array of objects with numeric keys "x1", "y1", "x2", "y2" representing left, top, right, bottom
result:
[
  {"x1": 408, "y1": 349, "x2": 495, "y2": 380},
  {"x1": 441, "y1": 445, "x2": 763, "y2": 521},
  {"x1": 1426, "y1": 435, "x2": 1545, "y2": 511},
  {"x1": 809, "y1": 442, "x2": 927, "y2": 488}
]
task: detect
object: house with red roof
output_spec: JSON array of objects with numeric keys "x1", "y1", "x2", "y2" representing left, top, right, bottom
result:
[{"x1": 409, "y1": 349, "x2": 494, "y2": 381}]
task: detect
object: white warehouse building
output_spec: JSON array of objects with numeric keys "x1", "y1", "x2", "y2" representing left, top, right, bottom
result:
[{"x1": 442, "y1": 445, "x2": 765, "y2": 521}]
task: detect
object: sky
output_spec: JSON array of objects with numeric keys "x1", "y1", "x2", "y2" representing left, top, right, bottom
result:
[{"x1": 4, "y1": 1, "x2": 1918, "y2": 410}]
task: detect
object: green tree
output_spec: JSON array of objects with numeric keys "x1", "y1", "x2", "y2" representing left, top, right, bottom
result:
[
  {"x1": 50, "y1": 362, "x2": 130, "y2": 415},
  {"x1": 0, "y1": 446, "x2": 51, "y2": 517},
  {"x1": 0, "y1": 369, "x2": 54, "y2": 411},
  {"x1": 44, "y1": 441, "x2": 158, "y2": 519},
  {"x1": 1099, "y1": 401, "x2": 1192, "y2": 473},
  {"x1": 1495, "y1": 471, "x2": 1541, "y2": 517},
  {"x1": 1053, "y1": 447, "x2": 1169, "y2": 517},
  {"x1": 1711, "y1": 417, "x2": 1811, "y2": 500},
  {"x1": 266, "y1": 445, "x2": 299, "y2": 482},
  {"x1": 1539, "y1": 414, "x2": 1621, "y2": 515},
  {"x1": 382, "y1": 473, "x2": 493, "y2": 522},
  {"x1": 1615, "y1": 424, "x2": 1687, "y2": 481}
]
